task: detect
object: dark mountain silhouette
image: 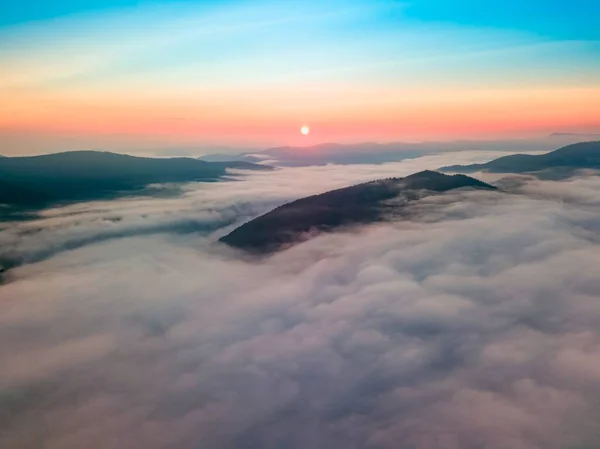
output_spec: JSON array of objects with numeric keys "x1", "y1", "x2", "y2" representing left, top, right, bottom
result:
[
  {"x1": 441, "y1": 141, "x2": 600, "y2": 175},
  {"x1": 0, "y1": 150, "x2": 270, "y2": 209},
  {"x1": 219, "y1": 170, "x2": 495, "y2": 253}
]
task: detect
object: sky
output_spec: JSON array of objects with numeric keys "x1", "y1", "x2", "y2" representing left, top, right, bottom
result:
[{"x1": 1, "y1": 0, "x2": 599, "y2": 154}]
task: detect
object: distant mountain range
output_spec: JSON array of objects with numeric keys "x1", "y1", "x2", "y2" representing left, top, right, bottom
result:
[
  {"x1": 199, "y1": 136, "x2": 600, "y2": 167},
  {"x1": 440, "y1": 141, "x2": 600, "y2": 176},
  {"x1": 0, "y1": 150, "x2": 270, "y2": 209},
  {"x1": 548, "y1": 133, "x2": 600, "y2": 139},
  {"x1": 200, "y1": 141, "x2": 541, "y2": 167},
  {"x1": 198, "y1": 142, "x2": 428, "y2": 165},
  {"x1": 197, "y1": 153, "x2": 264, "y2": 163},
  {"x1": 219, "y1": 170, "x2": 495, "y2": 253}
]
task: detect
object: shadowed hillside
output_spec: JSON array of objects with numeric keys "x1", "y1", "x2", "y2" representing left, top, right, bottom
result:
[
  {"x1": 219, "y1": 170, "x2": 495, "y2": 253},
  {"x1": 441, "y1": 141, "x2": 600, "y2": 175},
  {"x1": 0, "y1": 150, "x2": 270, "y2": 209}
]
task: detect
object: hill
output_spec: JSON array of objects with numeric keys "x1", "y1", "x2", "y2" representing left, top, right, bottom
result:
[
  {"x1": 0, "y1": 150, "x2": 270, "y2": 209},
  {"x1": 219, "y1": 170, "x2": 495, "y2": 253},
  {"x1": 440, "y1": 141, "x2": 600, "y2": 175}
]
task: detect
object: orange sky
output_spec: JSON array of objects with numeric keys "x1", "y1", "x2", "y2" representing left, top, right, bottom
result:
[
  {"x1": 1, "y1": 0, "x2": 599, "y2": 154},
  {"x1": 3, "y1": 85, "x2": 599, "y2": 148}
]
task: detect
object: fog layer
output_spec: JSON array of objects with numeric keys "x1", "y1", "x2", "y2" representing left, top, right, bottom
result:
[{"x1": 2, "y1": 152, "x2": 600, "y2": 449}]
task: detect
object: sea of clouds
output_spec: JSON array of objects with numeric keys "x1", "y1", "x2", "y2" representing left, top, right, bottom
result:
[{"x1": 2, "y1": 150, "x2": 600, "y2": 449}]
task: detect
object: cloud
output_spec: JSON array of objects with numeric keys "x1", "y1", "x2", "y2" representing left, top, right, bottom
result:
[
  {"x1": 0, "y1": 150, "x2": 522, "y2": 270},
  {"x1": 2, "y1": 158, "x2": 600, "y2": 448}
]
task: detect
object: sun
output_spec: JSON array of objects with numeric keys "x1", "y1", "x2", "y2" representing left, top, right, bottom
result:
[{"x1": 301, "y1": 125, "x2": 310, "y2": 136}]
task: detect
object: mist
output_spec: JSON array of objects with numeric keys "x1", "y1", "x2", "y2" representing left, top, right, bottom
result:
[
  {"x1": 0, "y1": 150, "x2": 522, "y2": 270},
  {"x1": 2, "y1": 152, "x2": 600, "y2": 449}
]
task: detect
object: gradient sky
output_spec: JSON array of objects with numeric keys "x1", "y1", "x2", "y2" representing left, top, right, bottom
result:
[{"x1": 1, "y1": 0, "x2": 599, "y2": 154}]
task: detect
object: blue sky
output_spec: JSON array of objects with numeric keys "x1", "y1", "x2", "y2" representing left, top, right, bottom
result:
[
  {"x1": 0, "y1": 0, "x2": 598, "y2": 153},
  {"x1": 406, "y1": 0, "x2": 600, "y2": 40},
  {"x1": 2, "y1": 0, "x2": 598, "y2": 40}
]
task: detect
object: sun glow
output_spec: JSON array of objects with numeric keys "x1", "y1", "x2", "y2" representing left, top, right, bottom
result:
[{"x1": 301, "y1": 126, "x2": 310, "y2": 135}]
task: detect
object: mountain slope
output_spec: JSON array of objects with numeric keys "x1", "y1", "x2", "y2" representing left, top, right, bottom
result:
[
  {"x1": 0, "y1": 150, "x2": 270, "y2": 208},
  {"x1": 219, "y1": 171, "x2": 495, "y2": 253},
  {"x1": 441, "y1": 141, "x2": 600, "y2": 174}
]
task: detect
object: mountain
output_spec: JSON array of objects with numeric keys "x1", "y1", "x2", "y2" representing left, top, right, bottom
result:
[
  {"x1": 198, "y1": 138, "x2": 580, "y2": 167},
  {"x1": 0, "y1": 179, "x2": 51, "y2": 207},
  {"x1": 198, "y1": 153, "x2": 263, "y2": 163},
  {"x1": 258, "y1": 142, "x2": 426, "y2": 166},
  {"x1": 0, "y1": 150, "x2": 270, "y2": 209},
  {"x1": 219, "y1": 170, "x2": 496, "y2": 253},
  {"x1": 440, "y1": 141, "x2": 600, "y2": 175},
  {"x1": 548, "y1": 133, "x2": 600, "y2": 140}
]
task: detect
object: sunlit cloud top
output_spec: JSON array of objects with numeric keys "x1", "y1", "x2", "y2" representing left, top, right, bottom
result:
[{"x1": 0, "y1": 0, "x2": 599, "y2": 154}]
